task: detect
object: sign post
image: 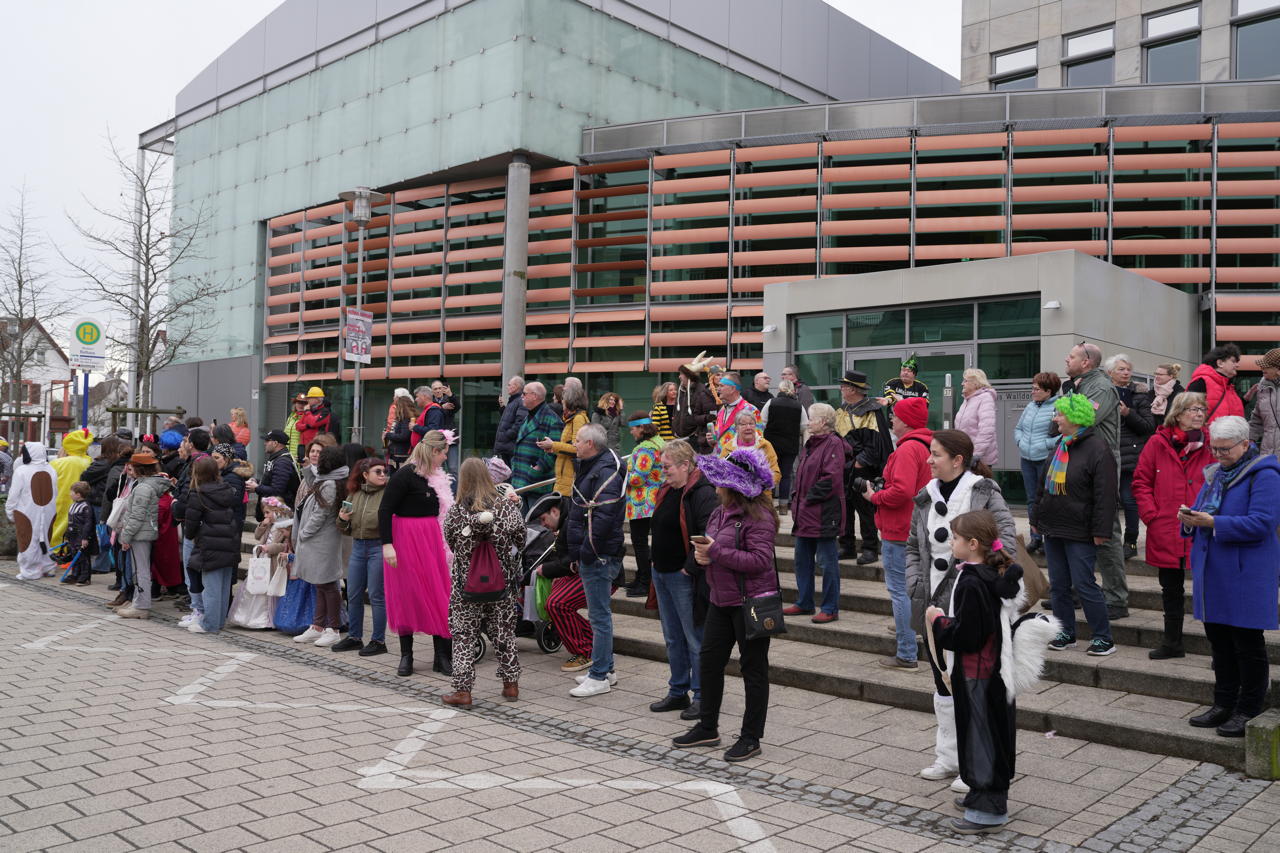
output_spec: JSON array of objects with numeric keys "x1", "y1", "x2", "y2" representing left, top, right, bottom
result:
[
  {"x1": 343, "y1": 306, "x2": 373, "y2": 442},
  {"x1": 67, "y1": 318, "x2": 106, "y2": 429}
]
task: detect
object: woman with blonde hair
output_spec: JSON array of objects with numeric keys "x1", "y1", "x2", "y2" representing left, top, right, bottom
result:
[
  {"x1": 538, "y1": 381, "x2": 590, "y2": 496},
  {"x1": 1150, "y1": 363, "x2": 1184, "y2": 419},
  {"x1": 955, "y1": 368, "x2": 999, "y2": 466},
  {"x1": 229, "y1": 408, "x2": 251, "y2": 447},
  {"x1": 383, "y1": 395, "x2": 417, "y2": 467},
  {"x1": 592, "y1": 392, "x2": 625, "y2": 452},
  {"x1": 441, "y1": 458, "x2": 525, "y2": 707},
  {"x1": 379, "y1": 430, "x2": 455, "y2": 677},
  {"x1": 651, "y1": 382, "x2": 677, "y2": 440}
]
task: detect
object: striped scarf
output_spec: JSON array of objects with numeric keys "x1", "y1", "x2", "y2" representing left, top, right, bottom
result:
[{"x1": 1044, "y1": 428, "x2": 1088, "y2": 495}]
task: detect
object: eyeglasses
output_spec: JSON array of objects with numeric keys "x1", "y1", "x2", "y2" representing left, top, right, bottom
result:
[
  {"x1": 1185, "y1": 406, "x2": 1208, "y2": 413},
  {"x1": 368, "y1": 468, "x2": 387, "y2": 476},
  {"x1": 1210, "y1": 440, "x2": 1245, "y2": 456}
]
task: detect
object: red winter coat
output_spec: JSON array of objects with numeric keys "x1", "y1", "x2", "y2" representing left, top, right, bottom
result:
[
  {"x1": 297, "y1": 404, "x2": 332, "y2": 447},
  {"x1": 1187, "y1": 364, "x2": 1243, "y2": 427},
  {"x1": 1132, "y1": 426, "x2": 1212, "y2": 569},
  {"x1": 869, "y1": 428, "x2": 933, "y2": 542}
]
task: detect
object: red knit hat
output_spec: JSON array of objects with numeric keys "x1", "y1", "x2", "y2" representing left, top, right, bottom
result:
[{"x1": 893, "y1": 396, "x2": 929, "y2": 429}]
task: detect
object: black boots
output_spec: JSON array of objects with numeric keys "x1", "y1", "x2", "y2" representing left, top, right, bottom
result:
[
  {"x1": 397, "y1": 635, "x2": 413, "y2": 677},
  {"x1": 432, "y1": 636, "x2": 453, "y2": 677},
  {"x1": 1150, "y1": 612, "x2": 1186, "y2": 660}
]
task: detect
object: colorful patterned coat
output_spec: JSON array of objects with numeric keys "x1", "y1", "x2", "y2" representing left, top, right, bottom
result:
[
  {"x1": 625, "y1": 436, "x2": 666, "y2": 521},
  {"x1": 713, "y1": 398, "x2": 760, "y2": 455}
]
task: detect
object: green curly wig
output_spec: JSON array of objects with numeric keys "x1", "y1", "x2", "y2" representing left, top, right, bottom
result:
[{"x1": 1054, "y1": 393, "x2": 1096, "y2": 427}]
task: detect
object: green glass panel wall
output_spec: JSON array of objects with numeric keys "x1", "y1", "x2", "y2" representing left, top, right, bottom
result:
[
  {"x1": 794, "y1": 315, "x2": 844, "y2": 350},
  {"x1": 910, "y1": 304, "x2": 974, "y2": 344},
  {"x1": 978, "y1": 297, "x2": 1040, "y2": 339},
  {"x1": 847, "y1": 309, "x2": 906, "y2": 348}
]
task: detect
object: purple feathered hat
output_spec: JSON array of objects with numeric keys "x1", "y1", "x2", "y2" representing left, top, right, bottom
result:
[{"x1": 696, "y1": 449, "x2": 773, "y2": 498}]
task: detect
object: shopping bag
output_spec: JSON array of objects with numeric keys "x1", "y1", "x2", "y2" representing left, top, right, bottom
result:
[
  {"x1": 227, "y1": 588, "x2": 275, "y2": 629},
  {"x1": 534, "y1": 573, "x2": 553, "y2": 622},
  {"x1": 272, "y1": 577, "x2": 316, "y2": 635},
  {"x1": 266, "y1": 561, "x2": 288, "y2": 598},
  {"x1": 246, "y1": 552, "x2": 272, "y2": 595},
  {"x1": 96, "y1": 522, "x2": 111, "y2": 550}
]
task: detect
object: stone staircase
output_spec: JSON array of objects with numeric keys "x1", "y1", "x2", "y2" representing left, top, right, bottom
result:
[{"x1": 240, "y1": 512, "x2": 1274, "y2": 770}]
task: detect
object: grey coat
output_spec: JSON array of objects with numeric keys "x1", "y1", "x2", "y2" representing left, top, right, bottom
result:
[
  {"x1": 591, "y1": 408, "x2": 624, "y2": 451},
  {"x1": 1250, "y1": 378, "x2": 1280, "y2": 454},
  {"x1": 905, "y1": 476, "x2": 1018, "y2": 633},
  {"x1": 293, "y1": 466, "x2": 348, "y2": 584},
  {"x1": 118, "y1": 475, "x2": 173, "y2": 545}
]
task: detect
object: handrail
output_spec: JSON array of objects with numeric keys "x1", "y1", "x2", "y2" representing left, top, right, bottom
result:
[{"x1": 512, "y1": 453, "x2": 633, "y2": 495}]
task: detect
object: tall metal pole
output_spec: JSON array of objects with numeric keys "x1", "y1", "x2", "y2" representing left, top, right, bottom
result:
[
  {"x1": 80, "y1": 371, "x2": 89, "y2": 428},
  {"x1": 126, "y1": 147, "x2": 145, "y2": 436},
  {"x1": 499, "y1": 156, "x2": 531, "y2": 393},
  {"x1": 352, "y1": 222, "x2": 365, "y2": 444}
]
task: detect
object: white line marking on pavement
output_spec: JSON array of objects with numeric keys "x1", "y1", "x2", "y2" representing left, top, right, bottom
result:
[
  {"x1": 11, "y1": 609, "x2": 107, "y2": 617},
  {"x1": 164, "y1": 652, "x2": 257, "y2": 704},
  {"x1": 355, "y1": 712, "x2": 776, "y2": 850},
  {"x1": 22, "y1": 615, "x2": 120, "y2": 649}
]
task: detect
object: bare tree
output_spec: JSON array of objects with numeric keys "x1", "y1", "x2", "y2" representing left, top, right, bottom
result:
[
  {"x1": 63, "y1": 141, "x2": 229, "y2": 413},
  {"x1": 0, "y1": 185, "x2": 66, "y2": 439}
]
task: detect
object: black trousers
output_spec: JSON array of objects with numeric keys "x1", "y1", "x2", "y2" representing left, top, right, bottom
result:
[
  {"x1": 1203, "y1": 621, "x2": 1270, "y2": 717},
  {"x1": 630, "y1": 518, "x2": 652, "y2": 587},
  {"x1": 1156, "y1": 566, "x2": 1186, "y2": 647},
  {"x1": 700, "y1": 603, "x2": 771, "y2": 741},
  {"x1": 841, "y1": 486, "x2": 878, "y2": 553}
]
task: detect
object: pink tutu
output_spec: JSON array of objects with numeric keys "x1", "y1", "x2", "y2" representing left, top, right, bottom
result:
[{"x1": 385, "y1": 515, "x2": 452, "y2": 638}]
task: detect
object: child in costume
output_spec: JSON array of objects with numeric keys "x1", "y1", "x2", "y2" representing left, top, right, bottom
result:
[{"x1": 8, "y1": 442, "x2": 58, "y2": 580}]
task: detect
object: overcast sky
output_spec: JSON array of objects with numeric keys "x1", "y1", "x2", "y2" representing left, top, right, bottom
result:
[{"x1": 0, "y1": 0, "x2": 959, "y2": 346}]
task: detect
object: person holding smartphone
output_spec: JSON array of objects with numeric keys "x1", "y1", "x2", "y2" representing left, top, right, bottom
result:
[{"x1": 334, "y1": 458, "x2": 390, "y2": 656}]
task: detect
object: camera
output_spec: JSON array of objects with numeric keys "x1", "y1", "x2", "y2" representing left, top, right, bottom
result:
[{"x1": 853, "y1": 476, "x2": 884, "y2": 494}]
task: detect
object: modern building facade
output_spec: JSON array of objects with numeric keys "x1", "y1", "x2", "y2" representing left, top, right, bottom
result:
[
  {"x1": 148, "y1": 0, "x2": 956, "y2": 454},
  {"x1": 150, "y1": 0, "x2": 1280, "y2": 464}
]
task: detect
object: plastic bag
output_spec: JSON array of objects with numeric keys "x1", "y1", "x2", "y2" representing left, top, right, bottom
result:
[
  {"x1": 272, "y1": 578, "x2": 316, "y2": 635},
  {"x1": 266, "y1": 561, "x2": 288, "y2": 598},
  {"x1": 227, "y1": 587, "x2": 275, "y2": 630},
  {"x1": 246, "y1": 552, "x2": 272, "y2": 595},
  {"x1": 535, "y1": 573, "x2": 553, "y2": 622}
]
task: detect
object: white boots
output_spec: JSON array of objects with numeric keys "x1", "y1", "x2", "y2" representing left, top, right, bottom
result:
[{"x1": 920, "y1": 693, "x2": 970, "y2": 793}]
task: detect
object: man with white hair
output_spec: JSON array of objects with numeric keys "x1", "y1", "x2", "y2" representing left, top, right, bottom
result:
[
  {"x1": 511, "y1": 381, "x2": 561, "y2": 499},
  {"x1": 493, "y1": 376, "x2": 527, "y2": 463},
  {"x1": 565, "y1": 423, "x2": 626, "y2": 698}
]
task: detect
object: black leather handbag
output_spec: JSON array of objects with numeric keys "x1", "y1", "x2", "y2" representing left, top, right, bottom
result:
[{"x1": 734, "y1": 522, "x2": 787, "y2": 640}]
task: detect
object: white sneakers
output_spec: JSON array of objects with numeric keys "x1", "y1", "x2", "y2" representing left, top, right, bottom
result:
[
  {"x1": 178, "y1": 612, "x2": 201, "y2": 627},
  {"x1": 570, "y1": 675, "x2": 613, "y2": 697},
  {"x1": 919, "y1": 764, "x2": 970, "y2": 793},
  {"x1": 575, "y1": 671, "x2": 618, "y2": 686},
  {"x1": 951, "y1": 777, "x2": 970, "y2": 793},
  {"x1": 293, "y1": 627, "x2": 323, "y2": 643},
  {"x1": 314, "y1": 629, "x2": 341, "y2": 648},
  {"x1": 188, "y1": 621, "x2": 208, "y2": 633}
]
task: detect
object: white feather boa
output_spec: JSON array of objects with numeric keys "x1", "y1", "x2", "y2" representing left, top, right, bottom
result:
[
  {"x1": 999, "y1": 578, "x2": 1062, "y2": 701},
  {"x1": 426, "y1": 465, "x2": 455, "y2": 562}
]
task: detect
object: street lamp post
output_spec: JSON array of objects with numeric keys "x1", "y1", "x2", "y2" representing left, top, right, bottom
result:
[{"x1": 338, "y1": 186, "x2": 387, "y2": 444}]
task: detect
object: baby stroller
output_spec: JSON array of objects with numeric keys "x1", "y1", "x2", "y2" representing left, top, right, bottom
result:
[{"x1": 517, "y1": 493, "x2": 564, "y2": 655}]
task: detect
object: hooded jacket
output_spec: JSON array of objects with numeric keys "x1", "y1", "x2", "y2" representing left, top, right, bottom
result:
[
  {"x1": 549, "y1": 409, "x2": 590, "y2": 496},
  {"x1": 702, "y1": 504, "x2": 779, "y2": 608},
  {"x1": 184, "y1": 480, "x2": 241, "y2": 573},
  {"x1": 1013, "y1": 395, "x2": 1059, "y2": 463},
  {"x1": 565, "y1": 448, "x2": 626, "y2": 563},
  {"x1": 1187, "y1": 363, "x2": 1244, "y2": 427},
  {"x1": 297, "y1": 403, "x2": 333, "y2": 447},
  {"x1": 118, "y1": 474, "x2": 173, "y2": 545},
  {"x1": 1132, "y1": 426, "x2": 1211, "y2": 569},
  {"x1": 1116, "y1": 382, "x2": 1156, "y2": 473},
  {"x1": 8, "y1": 441, "x2": 57, "y2": 579},
  {"x1": 51, "y1": 429, "x2": 94, "y2": 546},
  {"x1": 955, "y1": 386, "x2": 1000, "y2": 467},
  {"x1": 1248, "y1": 377, "x2": 1280, "y2": 454},
  {"x1": 671, "y1": 379, "x2": 717, "y2": 455},
  {"x1": 293, "y1": 465, "x2": 349, "y2": 584},
  {"x1": 1031, "y1": 430, "x2": 1118, "y2": 542},
  {"x1": 591, "y1": 407, "x2": 624, "y2": 452},
  {"x1": 869, "y1": 427, "x2": 933, "y2": 542},
  {"x1": 791, "y1": 430, "x2": 850, "y2": 539},
  {"x1": 81, "y1": 454, "x2": 114, "y2": 506},
  {"x1": 255, "y1": 447, "x2": 300, "y2": 507},
  {"x1": 493, "y1": 396, "x2": 527, "y2": 460},
  {"x1": 337, "y1": 480, "x2": 385, "y2": 541},
  {"x1": 220, "y1": 457, "x2": 255, "y2": 527}
]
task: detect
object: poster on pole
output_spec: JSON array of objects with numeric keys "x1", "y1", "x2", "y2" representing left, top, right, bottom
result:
[
  {"x1": 67, "y1": 317, "x2": 107, "y2": 372},
  {"x1": 343, "y1": 308, "x2": 373, "y2": 364}
]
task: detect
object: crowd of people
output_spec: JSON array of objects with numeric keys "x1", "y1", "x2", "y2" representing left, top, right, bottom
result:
[{"x1": 7, "y1": 340, "x2": 1279, "y2": 836}]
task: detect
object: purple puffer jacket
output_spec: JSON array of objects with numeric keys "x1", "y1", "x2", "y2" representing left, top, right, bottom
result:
[
  {"x1": 704, "y1": 504, "x2": 779, "y2": 608},
  {"x1": 791, "y1": 430, "x2": 849, "y2": 539}
]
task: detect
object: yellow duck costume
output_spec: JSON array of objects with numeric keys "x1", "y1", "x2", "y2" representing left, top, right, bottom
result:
[{"x1": 50, "y1": 429, "x2": 94, "y2": 548}]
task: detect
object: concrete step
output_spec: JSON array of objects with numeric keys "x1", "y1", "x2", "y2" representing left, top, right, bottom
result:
[
  {"x1": 610, "y1": 593, "x2": 1280, "y2": 707},
  {"x1": 608, "y1": 611, "x2": 1245, "y2": 771}
]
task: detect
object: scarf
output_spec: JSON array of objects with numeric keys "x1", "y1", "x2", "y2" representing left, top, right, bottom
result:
[
  {"x1": 1044, "y1": 428, "x2": 1089, "y2": 495},
  {"x1": 1164, "y1": 426, "x2": 1204, "y2": 459},
  {"x1": 1150, "y1": 378, "x2": 1178, "y2": 415},
  {"x1": 1196, "y1": 443, "x2": 1261, "y2": 516}
]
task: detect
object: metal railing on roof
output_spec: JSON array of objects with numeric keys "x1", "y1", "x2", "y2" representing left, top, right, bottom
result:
[{"x1": 579, "y1": 79, "x2": 1280, "y2": 161}]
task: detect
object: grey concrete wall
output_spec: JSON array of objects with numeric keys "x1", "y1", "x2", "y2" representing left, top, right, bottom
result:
[
  {"x1": 150, "y1": 354, "x2": 264, "y2": 468},
  {"x1": 762, "y1": 251, "x2": 1199, "y2": 381},
  {"x1": 962, "y1": 0, "x2": 1233, "y2": 91}
]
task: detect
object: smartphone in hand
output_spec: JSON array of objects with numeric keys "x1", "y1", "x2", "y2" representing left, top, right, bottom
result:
[{"x1": 690, "y1": 535, "x2": 711, "y2": 545}]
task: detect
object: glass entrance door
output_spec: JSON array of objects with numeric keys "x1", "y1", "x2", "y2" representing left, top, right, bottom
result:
[{"x1": 848, "y1": 346, "x2": 973, "y2": 432}]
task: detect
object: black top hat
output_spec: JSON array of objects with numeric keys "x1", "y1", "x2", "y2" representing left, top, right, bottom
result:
[{"x1": 839, "y1": 370, "x2": 869, "y2": 388}]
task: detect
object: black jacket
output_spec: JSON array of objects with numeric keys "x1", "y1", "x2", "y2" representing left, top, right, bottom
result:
[
  {"x1": 764, "y1": 394, "x2": 803, "y2": 457},
  {"x1": 82, "y1": 456, "x2": 113, "y2": 506},
  {"x1": 566, "y1": 449, "x2": 626, "y2": 563},
  {"x1": 493, "y1": 397, "x2": 527, "y2": 460},
  {"x1": 67, "y1": 500, "x2": 98, "y2": 557},
  {"x1": 1031, "y1": 430, "x2": 1119, "y2": 542},
  {"x1": 524, "y1": 497, "x2": 574, "y2": 581},
  {"x1": 172, "y1": 453, "x2": 207, "y2": 523},
  {"x1": 161, "y1": 451, "x2": 184, "y2": 480},
  {"x1": 651, "y1": 472, "x2": 718, "y2": 575},
  {"x1": 255, "y1": 448, "x2": 300, "y2": 507},
  {"x1": 671, "y1": 380, "x2": 717, "y2": 454},
  {"x1": 184, "y1": 481, "x2": 242, "y2": 573},
  {"x1": 743, "y1": 387, "x2": 773, "y2": 412},
  {"x1": 220, "y1": 458, "x2": 254, "y2": 528},
  {"x1": 1117, "y1": 384, "x2": 1156, "y2": 473},
  {"x1": 100, "y1": 457, "x2": 129, "y2": 520},
  {"x1": 385, "y1": 417, "x2": 413, "y2": 459}
]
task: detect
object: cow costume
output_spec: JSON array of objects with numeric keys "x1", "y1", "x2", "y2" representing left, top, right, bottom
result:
[{"x1": 8, "y1": 442, "x2": 58, "y2": 580}]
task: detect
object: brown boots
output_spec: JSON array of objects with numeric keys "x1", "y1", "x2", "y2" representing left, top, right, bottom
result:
[
  {"x1": 502, "y1": 682, "x2": 519, "y2": 702},
  {"x1": 442, "y1": 691, "x2": 472, "y2": 708}
]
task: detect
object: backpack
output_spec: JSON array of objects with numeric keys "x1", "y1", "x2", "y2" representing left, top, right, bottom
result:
[{"x1": 461, "y1": 531, "x2": 507, "y2": 602}]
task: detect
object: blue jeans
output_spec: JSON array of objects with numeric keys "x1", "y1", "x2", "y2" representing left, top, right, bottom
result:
[
  {"x1": 881, "y1": 540, "x2": 917, "y2": 662},
  {"x1": 777, "y1": 452, "x2": 797, "y2": 504},
  {"x1": 1020, "y1": 457, "x2": 1045, "y2": 544},
  {"x1": 1043, "y1": 536, "x2": 1112, "y2": 644},
  {"x1": 200, "y1": 566, "x2": 234, "y2": 633},
  {"x1": 653, "y1": 569, "x2": 703, "y2": 700},
  {"x1": 346, "y1": 539, "x2": 386, "y2": 643},
  {"x1": 579, "y1": 555, "x2": 621, "y2": 680},
  {"x1": 182, "y1": 537, "x2": 204, "y2": 614},
  {"x1": 91, "y1": 507, "x2": 112, "y2": 573},
  {"x1": 793, "y1": 536, "x2": 840, "y2": 615}
]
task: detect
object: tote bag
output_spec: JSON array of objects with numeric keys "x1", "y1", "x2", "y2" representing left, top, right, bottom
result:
[
  {"x1": 245, "y1": 549, "x2": 272, "y2": 595},
  {"x1": 273, "y1": 578, "x2": 317, "y2": 635}
]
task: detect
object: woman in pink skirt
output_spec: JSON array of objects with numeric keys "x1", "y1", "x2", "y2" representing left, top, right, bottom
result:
[{"x1": 379, "y1": 430, "x2": 455, "y2": 677}]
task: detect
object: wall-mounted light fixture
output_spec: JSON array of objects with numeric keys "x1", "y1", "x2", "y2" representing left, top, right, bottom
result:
[
  {"x1": 1042, "y1": 300, "x2": 1062, "y2": 310},
  {"x1": 762, "y1": 324, "x2": 779, "y2": 333}
]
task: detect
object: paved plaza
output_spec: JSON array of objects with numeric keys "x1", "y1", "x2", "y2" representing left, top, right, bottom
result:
[{"x1": 2, "y1": 570, "x2": 1279, "y2": 853}]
